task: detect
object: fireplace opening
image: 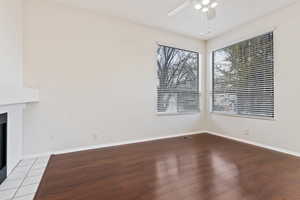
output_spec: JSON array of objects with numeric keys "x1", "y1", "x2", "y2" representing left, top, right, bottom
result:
[{"x1": 0, "y1": 113, "x2": 7, "y2": 184}]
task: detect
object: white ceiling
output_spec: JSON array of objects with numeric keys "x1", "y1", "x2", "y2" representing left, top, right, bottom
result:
[{"x1": 54, "y1": 0, "x2": 298, "y2": 39}]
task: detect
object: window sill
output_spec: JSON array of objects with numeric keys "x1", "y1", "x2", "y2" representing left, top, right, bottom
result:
[
  {"x1": 210, "y1": 111, "x2": 275, "y2": 121},
  {"x1": 157, "y1": 111, "x2": 201, "y2": 116}
]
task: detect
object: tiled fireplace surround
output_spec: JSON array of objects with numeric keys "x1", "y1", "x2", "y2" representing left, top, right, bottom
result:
[{"x1": 0, "y1": 156, "x2": 49, "y2": 200}]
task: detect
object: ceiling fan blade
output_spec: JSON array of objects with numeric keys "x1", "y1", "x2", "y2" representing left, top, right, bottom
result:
[
  {"x1": 168, "y1": 0, "x2": 191, "y2": 17},
  {"x1": 206, "y1": 8, "x2": 216, "y2": 20}
]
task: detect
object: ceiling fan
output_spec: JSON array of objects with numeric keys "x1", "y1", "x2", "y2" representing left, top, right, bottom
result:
[{"x1": 168, "y1": 0, "x2": 219, "y2": 20}]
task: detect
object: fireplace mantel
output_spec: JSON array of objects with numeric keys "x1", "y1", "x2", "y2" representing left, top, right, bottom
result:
[{"x1": 0, "y1": 87, "x2": 39, "y2": 107}]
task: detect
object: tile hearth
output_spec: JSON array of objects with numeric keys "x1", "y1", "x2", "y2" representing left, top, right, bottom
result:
[{"x1": 0, "y1": 156, "x2": 49, "y2": 200}]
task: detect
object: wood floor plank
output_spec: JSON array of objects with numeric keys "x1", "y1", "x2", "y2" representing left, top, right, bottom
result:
[{"x1": 34, "y1": 133, "x2": 300, "y2": 200}]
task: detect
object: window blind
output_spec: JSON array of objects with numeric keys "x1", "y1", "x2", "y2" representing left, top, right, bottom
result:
[
  {"x1": 212, "y1": 32, "x2": 274, "y2": 118},
  {"x1": 157, "y1": 45, "x2": 200, "y2": 114}
]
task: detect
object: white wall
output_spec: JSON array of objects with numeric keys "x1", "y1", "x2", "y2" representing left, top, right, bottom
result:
[
  {"x1": 0, "y1": 0, "x2": 23, "y2": 88},
  {"x1": 206, "y1": 2, "x2": 300, "y2": 153},
  {"x1": 23, "y1": 0, "x2": 206, "y2": 156}
]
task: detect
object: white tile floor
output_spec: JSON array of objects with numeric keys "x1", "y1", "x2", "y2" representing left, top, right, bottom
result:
[{"x1": 0, "y1": 156, "x2": 50, "y2": 200}]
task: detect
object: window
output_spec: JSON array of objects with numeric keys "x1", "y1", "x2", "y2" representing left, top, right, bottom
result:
[
  {"x1": 157, "y1": 45, "x2": 200, "y2": 114},
  {"x1": 212, "y1": 32, "x2": 274, "y2": 118}
]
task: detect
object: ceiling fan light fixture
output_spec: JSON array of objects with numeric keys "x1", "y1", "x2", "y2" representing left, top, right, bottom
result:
[
  {"x1": 210, "y1": 2, "x2": 218, "y2": 8},
  {"x1": 194, "y1": 3, "x2": 202, "y2": 10},
  {"x1": 168, "y1": 0, "x2": 218, "y2": 20},
  {"x1": 202, "y1": 7, "x2": 209, "y2": 12},
  {"x1": 202, "y1": 0, "x2": 210, "y2": 6}
]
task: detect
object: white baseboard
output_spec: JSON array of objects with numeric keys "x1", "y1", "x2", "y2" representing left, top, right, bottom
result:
[
  {"x1": 23, "y1": 130, "x2": 300, "y2": 160},
  {"x1": 22, "y1": 131, "x2": 205, "y2": 159},
  {"x1": 205, "y1": 131, "x2": 300, "y2": 157}
]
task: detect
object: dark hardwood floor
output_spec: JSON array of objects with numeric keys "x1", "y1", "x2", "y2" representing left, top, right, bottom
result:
[{"x1": 35, "y1": 133, "x2": 300, "y2": 200}]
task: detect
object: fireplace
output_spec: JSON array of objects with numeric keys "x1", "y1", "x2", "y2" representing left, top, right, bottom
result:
[{"x1": 0, "y1": 113, "x2": 7, "y2": 184}]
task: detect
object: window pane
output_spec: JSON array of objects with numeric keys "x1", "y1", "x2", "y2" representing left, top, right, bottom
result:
[
  {"x1": 212, "y1": 32, "x2": 274, "y2": 118},
  {"x1": 157, "y1": 45, "x2": 200, "y2": 114}
]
